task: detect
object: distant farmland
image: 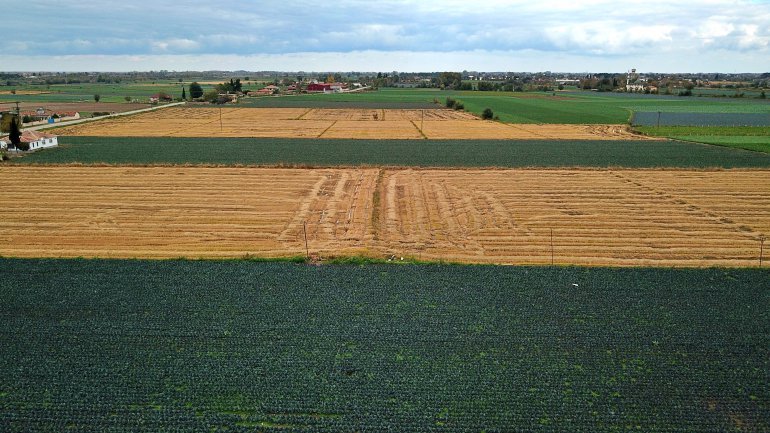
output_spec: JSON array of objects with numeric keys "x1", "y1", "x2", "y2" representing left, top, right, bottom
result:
[
  {"x1": 51, "y1": 107, "x2": 645, "y2": 140},
  {"x1": 632, "y1": 112, "x2": 770, "y2": 126}
]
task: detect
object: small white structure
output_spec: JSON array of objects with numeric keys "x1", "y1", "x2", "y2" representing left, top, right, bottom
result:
[
  {"x1": 21, "y1": 131, "x2": 58, "y2": 151},
  {"x1": 0, "y1": 137, "x2": 8, "y2": 150}
]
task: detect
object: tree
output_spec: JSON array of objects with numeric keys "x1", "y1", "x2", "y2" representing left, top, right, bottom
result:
[
  {"x1": 189, "y1": 82, "x2": 204, "y2": 99},
  {"x1": 182, "y1": 87, "x2": 187, "y2": 100},
  {"x1": 482, "y1": 108, "x2": 494, "y2": 120},
  {"x1": 9, "y1": 116, "x2": 22, "y2": 149},
  {"x1": 438, "y1": 72, "x2": 462, "y2": 89},
  {"x1": 215, "y1": 78, "x2": 242, "y2": 94},
  {"x1": 202, "y1": 90, "x2": 219, "y2": 103},
  {"x1": 477, "y1": 81, "x2": 495, "y2": 91},
  {"x1": 94, "y1": 94, "x2": 100, "y2": 102},
  {"x1": 124, "y1": 96, "x2": 132, "y2": 102}
]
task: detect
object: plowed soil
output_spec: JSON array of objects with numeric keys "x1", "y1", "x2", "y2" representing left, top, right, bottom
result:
[
  {"x1": 52, "y1": 107, "x2": 651, "y2": 140},
  {"x1": 2, "y1": 166, "x2": 767, "y2": 267}
]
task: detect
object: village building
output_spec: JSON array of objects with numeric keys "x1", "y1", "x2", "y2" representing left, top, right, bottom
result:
[
  {"x1": 21, "y1": 108, "x2": 80, "y2": 124},
  {"x1": 252, "y1": 85, "x2": 279, "y2": 96},
  {"x1": 625, "y1": 68, "x2": 656, "y2": 93},
  {"x1": 149, "y1": 94, "x2": 173, "y2": 103},
  {"x1": 306, "y1": 82, "x2": 348, "y2": 93},
  {"x1": 3, "y1": 131, "x2": 59, "y2": 151}
]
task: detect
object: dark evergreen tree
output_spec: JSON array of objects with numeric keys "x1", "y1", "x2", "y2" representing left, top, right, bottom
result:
[
  {"x1": 9, "y1": 116, "x2": 21, "y2": 147},
  {"x1": 189, "y1": 82, "x2": 204, "y2": 99}
]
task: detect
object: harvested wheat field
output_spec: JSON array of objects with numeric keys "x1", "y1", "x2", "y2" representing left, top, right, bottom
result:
[
  {"x1": 1, "y1": 166, "x2": 768, "y2": 267},
  {"x1": 0, "y1": 166, "x2": 378, "y2": 259},
  {"x1": 52, "y1": 106, "x2": 649, "y2": 140}
]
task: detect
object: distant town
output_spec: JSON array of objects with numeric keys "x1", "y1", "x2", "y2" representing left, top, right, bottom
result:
[{"x1": 2, "y1": 70, "x2": 768, "y2": 96}]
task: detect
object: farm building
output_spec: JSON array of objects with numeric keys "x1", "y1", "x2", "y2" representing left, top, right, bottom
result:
[
  {"x1": 20, "y1": 131, "x2": 58, "y2": 151},
  {"x1": 21, "y1": 108, "x2": 80, "y2": 124},
  {"x1": 0, "y1": 137, "x2": 8, "y2": 150},
  {"x1": 306, "y1": 82, "x2": 348, "y2": 93},
  {"x1": 253, "y1": 87, "x2": 276, "y2": 96},
  {"x1": 149, "y1": 94, "x2": 173, "y2": 103},
  {"x1": 306, "y1": 83, "x2": 331, "y2": 92}
]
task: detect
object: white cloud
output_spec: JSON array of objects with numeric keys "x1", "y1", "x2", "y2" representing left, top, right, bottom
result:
[
  {"x1": 150, "y1": 39, "x2": 200, "y2": 53},
  {"x1": 696, "y1": 18, "x2": 736, "y2": 42},
  {"x1": 3, "y1": 0, "x2": 770, "y2": 71}
]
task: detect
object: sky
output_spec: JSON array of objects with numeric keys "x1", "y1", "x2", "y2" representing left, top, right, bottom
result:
[{"x1": 4, "y1": 0, "x2": 770, "y2": 73}]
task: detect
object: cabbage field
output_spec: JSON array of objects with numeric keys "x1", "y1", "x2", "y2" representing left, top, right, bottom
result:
[
  {"x1": 15, "y1": 136, "x2": 770, "y2": 167},
  {"x1": 1, "y1": 259, "x2": 768, "y2": 432}
]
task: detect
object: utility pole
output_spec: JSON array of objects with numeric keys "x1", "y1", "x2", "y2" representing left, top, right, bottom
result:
[
  {"x1": 550, "y1": 228, "x2": 554, "y2": 266},
  {"x1": 761, "y1": 235, "x2": 766, "y2": 267},
  {"x1": 303, "y1": 221, "x2": 310, "y2": 260},
  {"x1": 219, "y1": 107, "x2": 223, "y2": 132}
]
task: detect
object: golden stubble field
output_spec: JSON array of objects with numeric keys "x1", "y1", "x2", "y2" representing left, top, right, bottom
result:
[
  {"x1": 1, "y1": 166, "x2": 768, "y2": 267},
  {"x1": 52, "y1": 107, "x2": 651, "y2": 140}
]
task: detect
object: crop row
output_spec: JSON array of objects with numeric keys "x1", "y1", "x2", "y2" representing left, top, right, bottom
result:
[
  {"x1": 1, "y1": 259, "x2": 768, "y2": 432},
  {"x1": 16, "y1": 136, "x2": 770, "y2": 168}
]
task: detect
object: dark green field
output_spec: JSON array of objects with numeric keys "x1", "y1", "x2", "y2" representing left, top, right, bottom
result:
[
  {"x1": 239, "y1": 89, "x2": 770, "y2": 124},
  {"x1": 238, "y1": 98, "x2": 438, "y2": 109},
  {"x1": 1, "y1": 259, "x2": 768, "y2": 432},
  {"x1": 13, "y1": 136, "x2": 770, "y2": 168},
  {"x1": 636, "y1": 126, "x2": 770, "y2": 153}
]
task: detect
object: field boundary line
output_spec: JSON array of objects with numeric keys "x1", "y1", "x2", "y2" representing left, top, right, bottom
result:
[
  {"x1": 297, "y1": 108, "x2": 313, "y2": 120},
  {"x1": 610, "y1": 170, "x2": 764, "y2": 241},
  {"x1": 504, "y1": 123, "x2": 550, "y2": 139},
  {"x1": 317, "y1": 120, "x2": 338, "y2": 138},
  {"x1": 410, "y1": 120, "x2": 428, "y2": 139}
]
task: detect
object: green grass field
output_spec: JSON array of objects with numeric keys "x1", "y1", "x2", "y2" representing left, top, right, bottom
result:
[
  {"x1": 12, "y1": 136, "x2": 770, "y2": 168},
  {"x1": 240, "y1": 89, "x2": 770, "y2": 123},
  {"x1": 1, "y1": 259, "x2": 767, "y2": 432},
  {"x1": 636, "y1": 126, "x2": 770, "y2": 153}
]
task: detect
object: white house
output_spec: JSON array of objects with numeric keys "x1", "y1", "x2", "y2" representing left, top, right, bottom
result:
[{"x1": 21, "y1": 131, "x2": 58, "y2": 150}]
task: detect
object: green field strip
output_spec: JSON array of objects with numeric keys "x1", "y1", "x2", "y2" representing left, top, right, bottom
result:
[{"x1": 11, "y1": 136, "x2": 770, "y2": 168}]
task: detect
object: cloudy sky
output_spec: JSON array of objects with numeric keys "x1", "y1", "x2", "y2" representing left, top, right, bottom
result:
[{"x1": 4, "y1": 0, "x2": 770, "y2": 72}]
